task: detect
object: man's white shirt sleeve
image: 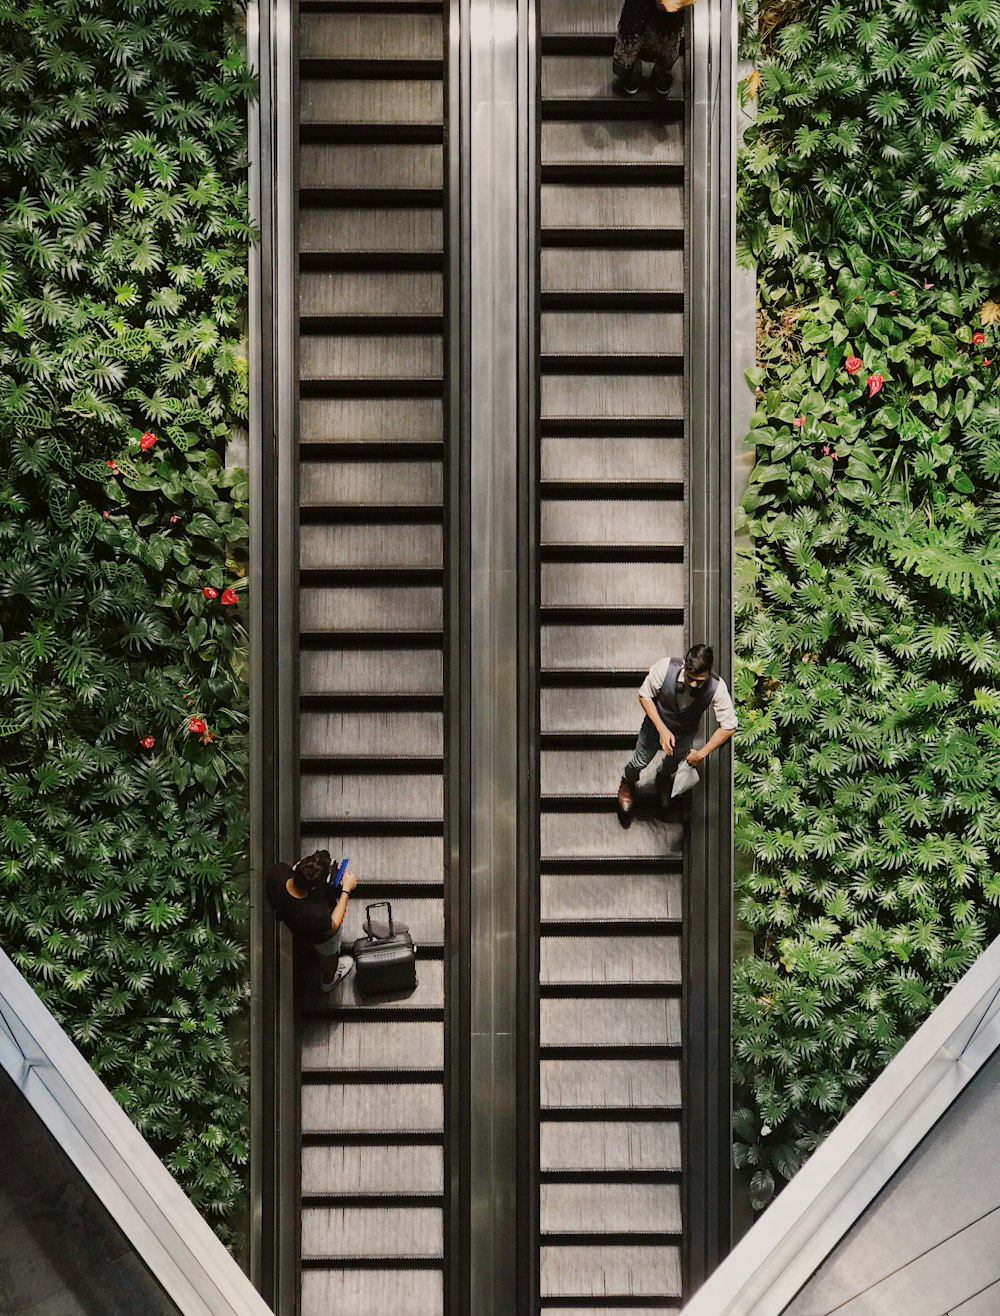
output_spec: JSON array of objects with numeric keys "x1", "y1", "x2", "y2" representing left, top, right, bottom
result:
[
  {"x1": 638, "y1": 657, "x2": 672, "y2": 702},
  {"x1": 713, "y1": 678, "x2": 738, "y2": 731}
]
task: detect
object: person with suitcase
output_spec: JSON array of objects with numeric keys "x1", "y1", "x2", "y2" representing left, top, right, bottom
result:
[
  {"x1": 616, "y1": 642, "x2": 737, "y2": 818},
  {"x1": 265, "y1": 848, "x2": 358, "y2": 991}
]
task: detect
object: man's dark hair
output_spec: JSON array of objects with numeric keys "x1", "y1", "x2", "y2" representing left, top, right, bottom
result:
[
  {"x1": 685, "y1": 643, "x2": 714, "y2": 676},
  {"x1": 294, "y1": 849, "x2": 332, "y2": 889}
]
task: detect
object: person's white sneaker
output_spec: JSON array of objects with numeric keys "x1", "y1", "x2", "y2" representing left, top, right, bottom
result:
[{"x1": 320, "y1": 954, "x2": 354, "y2": 992}]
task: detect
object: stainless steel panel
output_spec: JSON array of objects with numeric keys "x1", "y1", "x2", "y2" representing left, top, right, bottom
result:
[
  {"x1": 299, "y1": 396, "x2": 442, "y2": 444},
  {"x1": 541, "y1": 436, "x2": 685, "y2": 482},
  {"x1": 299, "y1": 334, "x2": 442, "y2": 381},
  {"x1": 540, "y1": 1244, "x2": 681, "y2": 1298},
  {"x1": 540, "y1": 872, "x2": 682, "y2": 922},
  {"x1": 299, "y1": 709, "x2": 443, "y2": 757},
  {"x1": 540, "y1": 1058, "x2": 682, "y2": 1108},
  {"x1": 299, "y1": 459, "x2": 442, "y2": 506},
  {"x1": 541, "y1": 623, "x2": 685, "y2": 672},
  {"x1": 540, "y1": 933, "x2": 682, "y2": 984},
  {"x1": 301, "y1": 13, "x2": 443, "y2": 61},
  {"x1": 300, "y1": 771, "x2": 443, "y2": 820},
  {"x1": 541, "y1": 247, "x2": 684, "y2": 294},
  {"x1": 301, "y1": 1082, "x2": 443, "y2": 1132},
  {"x1": 541, "y1": 183, "x2": 684, "y2": 231},
  {"x1": 301, "y1": 1205, "x2": 443, "y2": 1257},
  {"x1": 540, "y1": 1183, "x2": 681, "y2": 1233},
  {"x1": 300, "y1": 143, "x2": 443, "y2": 190},
  {"x1": 299, "y1": 585, "x2": 443, "y2": 632},
  {"x1": 300, "y1": 1019, "x2": 444, "y2": 1069},
  {"x1": 301, "y1": 1144, "x2": 444, "y2": 1194},
  {"x1": 300, "y1": 1269, "x2": 443, "y2": 1316},
  {"x1": 300, "y1": 271, "x2": 443, "y2": 318},
  {"x1": 540, "y1": 563, "x2": 685, "y2": 611},
  {"x1": 540, "y1": 997, "x2": 682, "y2": 1046},
  {"x1": 299, "y1": 207, "x2": 443, "y2": 255},
  {"x1": 300, "y1": 524, "x2": 443, "y2": 570},
  {"x1": 301, "y1": 79, "x2": 443, "y2": 126},
  {"x1": 299, "y1": 647, "x2": 442, "y2": 695},
  {"x1": 541, "y1": 373, "x2": 684, "y2": 422},
  {"x1": 540, "y1": 1120, "x2": 681, "y2": 1172},
  {"x1": 542, "y1": 119, "x2": 683, "y2": 166}
]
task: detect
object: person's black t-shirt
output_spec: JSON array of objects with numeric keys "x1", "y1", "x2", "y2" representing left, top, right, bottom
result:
[{"x1": 265, "y1": 862, "x2": 338, "y2": 943}]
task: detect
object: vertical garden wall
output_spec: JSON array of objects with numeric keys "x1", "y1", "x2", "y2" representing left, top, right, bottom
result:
[
  {"x1": 733, "y1": 0, "x2": 1000, "y2": 1207},
  {"x1": 0, "y1": 2, "x2": 254, "y2": 1244}
]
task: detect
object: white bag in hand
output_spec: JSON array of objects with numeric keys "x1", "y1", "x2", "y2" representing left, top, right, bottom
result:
[{"x1": 671, "y1": 759, "x2": 700, "y2": 798}]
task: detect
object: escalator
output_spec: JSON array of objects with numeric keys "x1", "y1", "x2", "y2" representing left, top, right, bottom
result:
[
  {"x1": 294, "y1": 2, "x2": 448, "y2": 1312},
  {"x1": 536, "y1": 0, "x2": 687, "y2": 1309}
]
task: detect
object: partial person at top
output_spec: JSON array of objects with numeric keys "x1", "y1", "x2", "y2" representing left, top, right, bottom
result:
[
  {"x1": 612, "y1": 0, "x2": 698, "y2": 98},
  {"x1": 617, "y1": 643, "x2": 737, "y2": 818}
]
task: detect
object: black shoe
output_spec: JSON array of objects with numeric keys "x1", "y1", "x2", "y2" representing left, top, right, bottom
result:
[
  {"x1": 617, "y1": 65, "x2": 640, "y2": 95},
  {"x1": 653, "y1": 67, "x2": 673, "y2": 97}
]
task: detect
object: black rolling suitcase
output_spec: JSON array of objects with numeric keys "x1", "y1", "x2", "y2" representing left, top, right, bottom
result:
[{"x1": 351, "y1": 901, "x2": 418, "y2": 995}]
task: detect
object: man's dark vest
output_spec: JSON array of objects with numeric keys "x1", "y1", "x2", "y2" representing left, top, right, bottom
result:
[{"x1": 653, "y1": 656, "x2": 719, "y2": 738}]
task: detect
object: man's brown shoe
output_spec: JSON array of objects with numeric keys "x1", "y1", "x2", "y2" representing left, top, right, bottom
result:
[{"x1": 617, "y1": 777, "x2": 635, "y2": 814}]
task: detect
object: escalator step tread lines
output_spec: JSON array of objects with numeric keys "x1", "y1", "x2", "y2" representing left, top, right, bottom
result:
[
  {"x1": 538, "y1": 0, "x2": 686, "y2": 1307},
  {"x1": 295, "y1": 3, "x2": 447, "y2": 1313}
]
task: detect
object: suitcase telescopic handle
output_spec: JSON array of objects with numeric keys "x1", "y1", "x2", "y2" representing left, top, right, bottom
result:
[{"x1": 365, "y1": 900, "x2": 394, "y2": 937}]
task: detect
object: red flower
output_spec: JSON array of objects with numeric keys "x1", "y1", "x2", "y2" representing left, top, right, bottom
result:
[
  {"x1": 102, "y1": 511, "x2": 110, "y2": 520},
  {"x1": 201, "y1": 732, "x2": 215, "y2": 744},
  {"x1": 888, "y1": 289, "x2": 897, "y2": 296},
  {"x1": 822, "y1": 444, "x2": 831, "y2": 456},
  {"x1": 140, "y1": 736, "x2": 155, "y2": 749},
  {"x1": 984, "y1": 357, "x2": 994, "y2": 365},
  {"x1": 220, "y1": 587, "x2": 239, "y2": 606},
  {"x1": 169, "y1": 515, "x2": 180, "y2": 523},
  {"x1": 867, "y1": 373, "x2": 885, "y2": 398},
  {"x1": 973, "y1": 331, "x2": 986, "y2": 345},
  {"x1": 923, "y1": 282, "x2": 934, "y2": 290},
  {"x1": 845, "y1": 356, "x2": 863, "y2": 374},
  {"x1": 106, "y1": 459, "x2": 118, "y2": 471},
  {"x1": 188, "y1": 717, "x2": 207, "y2": 735},
  {"x1": 792, "y1": 416, "x2": 804, "y2": 429},
  {"x1": 202, "y1": 586, "x2": 219, "y2": 599},
  {"x1": 139, "y1": 431, "x2": 157, "y2": 451}
]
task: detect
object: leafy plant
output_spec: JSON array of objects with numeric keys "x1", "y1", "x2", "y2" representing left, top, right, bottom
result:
[
  {"x1": 0, "y1": 1, "x2": 254, "y2": 1244},
  {"x1": 735, "y1": 2, "x2": 1000, "y2": 1209}
]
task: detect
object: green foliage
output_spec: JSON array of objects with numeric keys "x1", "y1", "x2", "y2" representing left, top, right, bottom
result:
[
  {"x1": 0, "y1": 0, "x2": 253, "y2": 1242},
  {"x1": 736, "y1": 3, "x2": 1000, "y2": 1209}
]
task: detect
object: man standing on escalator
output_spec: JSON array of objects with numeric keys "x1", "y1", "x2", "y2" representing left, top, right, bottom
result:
[{"x1": 616, "y1": 642, "x2": 737, "y2": 818}]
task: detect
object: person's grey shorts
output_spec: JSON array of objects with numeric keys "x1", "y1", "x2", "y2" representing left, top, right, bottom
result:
[{"x1": 314, "y1": 928, "x2": 343, "y2": 959}]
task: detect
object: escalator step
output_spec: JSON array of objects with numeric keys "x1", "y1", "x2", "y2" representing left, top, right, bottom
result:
[
  {"x1": 301, "y1": 12, "x2": 443, "y2": 61},
  {"x1": 542, "y1": 311, "x2": 683, "y2": 358},
  {"x1": 302, "y1": 1081, "x2": 443, "y2": 1134},
  {"x1": 300, "y1": 206, "x2": 442, "y2": 256},
  {"x1": 300, "y1": 584, "x2": 443, "y2": 632},
  {"x1": 300, "y1": 834, "x2": 443, "y2": 881},
  {"x1": 301, "y1": 647, "x2": 443, "y2": 696},
  {"x1": 301, "y1": 142, "x2": 443, "y2": 191},
  {"x1": 541, "y1": 748, "x2": 652, "y2": 798},
  {"x1": 542, "y1": 499, "x2": 683, "y2": 546},
  {"x1": 302, "y1": 1143, "x2": 444, "y2": 1194},
  {"x1": 300, "y1": 334, "x2": 442, "y2": 381},
  {"x1": 542, "y1": 54, "x2": 684, "y2": 104},
  {"x1": 302, "y1": 1205, "x2": 442, "y2": 1259},
  {"x1": 541, "y1": 1182, "x2": 681, "y2": 1233},
  {"x1": 301, "y1": 709, "x2": 443, "y2": 757},
  {"x1": 541, "y1": 998, "x2": 682, "y2": 1047},
  {"x1": 300, "y1": 1268, "x2": 443, "y2": 1316},
  {"x1": 541, "y1": 0, "x2": 619, "y2": 39},
  {"x1": 301, "y1": 772, "x2": 444, "y2": 822},
  {"x1": 541, "y1": 562, "x2": 685, "y2": 612},
  {"x1": 541, "y1": 873, "x2": 682, "y2": 923},
  {"x1": 541, "y1": 1058, "x2": 681, "y2": 1109},
  {"x1": 540, "y1": 935, "x2": 681, "y2": 986},
  {"x1": 301, "y1": 79, "x2": 443, "y2": 127},
  {"x1": 301, "y1": 524, "x2": 443, "y2": 570},
  {"x1": 541, "y1": 1120, "x2": 681, "y2": 1173},
  {"x1": 301, "y1": 271, "x2": 443, "y2": 318},
  {"x1": 302, "y1": 1018, "x2": 444, "y2": 1070},
  {"x1": 541, "y1": 374, "x2": 683, "y2": 423},
  {"x1": 542, "y1": 247, "x2": 683, "y2": 294},
  {"x1": 300, "y1": 396, "x2": 442, "y2": 444},
  {"x1": 542, "y1": 183, "x2": 683, "y2": 232},
  {"x1": 541, "y1": 436, "x2": 683, "y2": 481},
  {"x1": 540, "y1": 622, "x2": 685, "y2": 672},
  {"x1": 542, "y1": 119, "x2": 682, "y2": 167},
  {"x1": 541, "y1": 812, "x2": 682, "y2": 862},
  {"x1": 300, "y1": 458, "x2": 442, "y2": 507},
  {"x1": 540, "y1": 1244, "x2": 681, "y2": 1299}
]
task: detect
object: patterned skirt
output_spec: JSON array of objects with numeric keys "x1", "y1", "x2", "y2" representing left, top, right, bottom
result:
[{"x1": 612, "y1": 0, "x2": 683, "y2": 74}]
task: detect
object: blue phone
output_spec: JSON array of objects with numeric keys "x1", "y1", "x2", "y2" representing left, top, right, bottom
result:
[{"x1": 333, "y1": 857, "x2": 349, "y2": 888}]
